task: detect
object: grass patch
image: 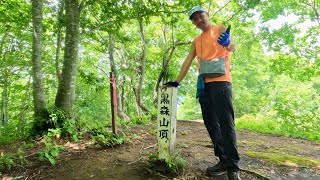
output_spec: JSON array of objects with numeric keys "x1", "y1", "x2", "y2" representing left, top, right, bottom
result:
[
  {"x1": 236, "y1": 114, "x2": 320, "y2": 142},
  {"x1": 246, "y1": 151, "x2": 320, "y2": 168}
]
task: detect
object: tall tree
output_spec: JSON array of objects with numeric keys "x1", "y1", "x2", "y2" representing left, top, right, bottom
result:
[
  {"x1": 133, "y1": 2, "x2": 150, "y2": 115},
  {"x1": 31, "y1": 0, "x2": 48, "y2": 122},
  {"x1": 0, "y1": 34, "x2": 9, "y2": 126},
  {"x1": 55, "y1": 0, "x2": 81, "y2": 117},
  {"x1": 54, "y1": 0, "x2": 65, "y2": 81}
]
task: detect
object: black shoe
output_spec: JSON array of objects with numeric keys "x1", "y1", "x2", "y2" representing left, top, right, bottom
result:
[
  {"x1": 206, "y1": 162, "x2": 227, "y2": 176},
  {"x1": 227, "y1": 171, "x2": 241, "y2": 180}
]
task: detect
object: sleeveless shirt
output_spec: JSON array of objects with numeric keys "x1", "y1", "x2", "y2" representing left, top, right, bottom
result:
[{"x1": 194, "y1": 25, "x2": 232, "y2": 83}]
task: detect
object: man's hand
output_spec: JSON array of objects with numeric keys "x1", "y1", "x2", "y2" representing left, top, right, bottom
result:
[
  {"x1": 217, "y1": 32, "x2": 230, "y2": 47},
  {"x1": 164, "y1": 81, "x2": 179, "y2": 87}
]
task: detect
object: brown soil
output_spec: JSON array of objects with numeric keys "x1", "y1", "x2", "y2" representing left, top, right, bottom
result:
[{"x1": 1, "y1": 120, "x2": 320, "y2": 180}]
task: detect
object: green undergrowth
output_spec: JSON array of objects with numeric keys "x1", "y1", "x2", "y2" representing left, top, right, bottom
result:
[
  {"x1": 246, "y1": 151, "x2": 320, "y2": 168},
  {"x1": 90, "y1": 128, "x2": 125, "y2": 148},
  {"x1": 236, "y1": 114, "x2": 320, "y2": 142},
  {"x1": 0, "y1": 120, "x2": 33, "y2": 145},
  {"x1": 0, "y1": 142, "x2": 33, "y2": 172},
  {"x1": 0, "y1": 104, "x2": 151, "y2": 173},
  {"x1": 143, "y1": 153, "x2": 188, "y2": 178}
]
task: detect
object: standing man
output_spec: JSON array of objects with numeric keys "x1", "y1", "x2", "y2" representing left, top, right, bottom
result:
[{"x1": 165, "y1": 6, "x2": 241, "y2": 180}]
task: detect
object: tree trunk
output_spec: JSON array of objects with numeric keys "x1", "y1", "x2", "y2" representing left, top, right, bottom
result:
[
  {"x1": 55, "y1": 0, "x2": 80, "y2": 117},
  {"x1": 0, "y1": 34, "x2": 8, "y2": 126},
  {"x1": 153, "y1": 41, "x2": 192, "y2": 105},
  {"x1": 313, "y1": 0, "x2": 320, "y2": 25},
  {"x1": 120, "y1": 76, "x2": 126, "y2": 111},
  {"x1": 131, "y1": 79, "x2": 142, "y2": 117},
  {"x1": 107, "y1": 31, "x2": 130, "y2": 121},
  {"x1": 55, "y1": 0, "x2": 65, "y2": 81},
  {"x1": 136, "y1": 16, "x2": 150, "y2": 115},
  {"x1": 1, "y1": 68, "x2": 8, "y2": 126},
  {"x1": 31, "y1": 0, "x2": 48, "y2": 121}
]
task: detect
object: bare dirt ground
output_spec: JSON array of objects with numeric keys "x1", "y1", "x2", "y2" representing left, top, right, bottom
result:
[{"x1": 1, "y1": 120, "x2": 320, "y2": 180}]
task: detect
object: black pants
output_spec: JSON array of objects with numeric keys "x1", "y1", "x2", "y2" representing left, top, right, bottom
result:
[{"x1": 199, "y1": 81, "x2": 240, "y2": 171}]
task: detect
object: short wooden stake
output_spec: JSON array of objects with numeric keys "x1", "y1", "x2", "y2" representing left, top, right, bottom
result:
[{"x1": 157, "y1": 86, "x2": 178, "y2": 161}]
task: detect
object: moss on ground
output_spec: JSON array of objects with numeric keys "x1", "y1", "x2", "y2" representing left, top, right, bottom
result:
[{"x1": 246, "y1": 151, "x2": 320, "y2": 168}]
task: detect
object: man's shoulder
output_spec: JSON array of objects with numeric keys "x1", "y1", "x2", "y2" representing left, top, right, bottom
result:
[{"x1": 194, "y1": 34, "x2": 201, "y2": 39}]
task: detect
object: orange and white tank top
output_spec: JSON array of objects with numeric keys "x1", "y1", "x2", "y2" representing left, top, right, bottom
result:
[{"x1": 194, "y1": 25, "x2": 232, "y2": 83}]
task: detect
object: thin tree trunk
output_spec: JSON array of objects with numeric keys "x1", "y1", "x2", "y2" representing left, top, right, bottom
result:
[
  {"x1": 1, "y1": 68, "x2": 8, "y2": 126},
  {"x1": 136, "y1": 15, "x2": 149, "y2": 114},
  {"x1": 55, "y1": 0, "x2": 80, "y2": 117},
  {"x1": 120, "y1": 77, "x2": 126, "y2": 110},
  {"x1": 0, "y1": 34, "x2": 8, "y2": 126},
  {"x1": 131, "y1": 79, "x2": 142, "y2": 117},
  {"x1": 55, "y1": 0, "x2": 65, "y2": 80},
  {"x1": 31, "y1": 0, "x2": 48, "y2": 121},
  {"x1": 311, "y1": 0, "x2": 320, "y2": 25},
  {"x1": 153, "y1": 41, "x2": 192, "y2": 105},
  {"x1": 108, "y1": 31, "x2": 130, "y2": 121}
]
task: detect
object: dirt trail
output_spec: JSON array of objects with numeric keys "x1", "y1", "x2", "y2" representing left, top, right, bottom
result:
[{"x1": 2, "y1": 121, "x2": 320, "y2": 180}]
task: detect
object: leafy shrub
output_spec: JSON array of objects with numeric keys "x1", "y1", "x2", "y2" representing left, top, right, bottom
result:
[
  {"x1": 0, "y1": 152, "x2": 15, "y2": 171},
  {"x1": 38, "y1": 135, "x2": 63, "y2": 165},
  {"x1": 0, "y1": 120, "x2": 32, "y2": 145},
  {"x1": 236, "y1": 75, "x2": 320, "y2": 142},
  {"x1": 91, "y1": 128, "x2": 125, "y2": 147},
  {"x1": 146, "y1": 153, "x2": 188, "y2": 175},
  {"x1": 61, "y1": 119, "x2": 79, "y2": 141},
  {"x1": 47, "y1": 107, "x2": 80, "y2": 141},
  {"x1": 177, "y1": 93, "x2": 202, "y2": 120},
  {"x1": 0, "y1": 142, "x2": 33, "y2": 171}
]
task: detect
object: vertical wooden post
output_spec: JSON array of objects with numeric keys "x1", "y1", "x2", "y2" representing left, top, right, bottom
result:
[
  {"x1": 109, "y1": 72, "x2": 117, "y2": 134},
  {"x1": 157, "y1": 86, "x2": 178, "y2": 161}
]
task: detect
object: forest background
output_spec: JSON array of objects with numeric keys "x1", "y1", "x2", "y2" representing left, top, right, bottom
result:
[{"x1": 0, "y1": 0, "x2": 319, "y2": 150}]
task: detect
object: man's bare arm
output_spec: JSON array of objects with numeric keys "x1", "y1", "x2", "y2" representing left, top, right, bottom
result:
[{"x1": 176, "y1": 41, "x2": 197, "y2": 83}]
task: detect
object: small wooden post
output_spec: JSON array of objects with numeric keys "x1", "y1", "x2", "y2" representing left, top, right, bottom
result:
[
  {"x1": 157, "y1": 86, "x2": 178, "y2": 161},
  {"x1": 109, "y1": 72, "x2": 117, "y2": 134}
]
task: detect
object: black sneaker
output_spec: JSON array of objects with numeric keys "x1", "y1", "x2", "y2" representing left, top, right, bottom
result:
[
  {"x1": 206, "y1": 162, "x2": 227, "y2": 176},
  {"x1": 227, "y1": 171, "x2": 241, "y2": 180}
]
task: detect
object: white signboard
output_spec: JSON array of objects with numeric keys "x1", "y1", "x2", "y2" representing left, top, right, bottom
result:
[{"x1": 157, "y1": 86, "x2": 178, "y2": 161}]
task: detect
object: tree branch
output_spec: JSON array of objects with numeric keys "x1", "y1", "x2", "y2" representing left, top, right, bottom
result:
[{"x1": 210, "y1": 0, "x2": 232, "y2": 17}]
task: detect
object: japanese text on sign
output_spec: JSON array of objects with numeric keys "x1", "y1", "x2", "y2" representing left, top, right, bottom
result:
[{"x1": 158, "y1": 91, "x2": 171, "y2": 141}]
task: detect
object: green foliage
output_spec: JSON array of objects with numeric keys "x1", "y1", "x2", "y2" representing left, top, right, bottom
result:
[
  {"x1": 145, "y1": 153, "x2": 188, "y2": 175},
  {"x1": 62, "y1": 119, "x2": 79, "y2": 142},
  {"x1": 0, "y1": 152, "x2": 15, "y2": 171},
  {"x1": 131, "y1": 115, "x2": 152, "y2": 125},
  {"x1": 270, "y1": 76, "x2": 320, "y2": 140},
  {"x1": 1, "y1": 0, "x2": 319, "y2": 147},
  {"x1": 17, "y1": 146, "x2": 28, "y2": 165},
  {"x1": 75, "y1": 70, "x2": 111, "y2": 130},
  {"x1": 91, "y1": 128, "x2": 125, "y2": 148},
  {"x1": 47, "y1": 108, "x2": 79, "y2": 141},
  {"x1": 0, "y1": 118, "x2": 33, "y2": 145},
  {"x1": 119, "y1": 114, "x2": 154, "y2": 127},
  {"x1": 177, "y1": 93, "x2": 202, "y2": 120},
  {"x1": 0, "y1": 142, "x2": 33, "y2": 171},
  {"x1": 31, "y1": 107, "x2": 68, "y2": 137},
  {"x1": 237, "y1": 108, "x2": 320, "y2": 142},
  {"x1": 38, "y1": 135, "x2": 63, "y2": 165},
  {"x1": 49, "y1": 108, "x2": 67, "y2": 127}
]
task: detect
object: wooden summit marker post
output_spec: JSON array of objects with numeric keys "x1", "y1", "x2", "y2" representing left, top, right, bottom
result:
[{"x1": 157, "y1": 86, "x2": 178, "y2": 161}]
